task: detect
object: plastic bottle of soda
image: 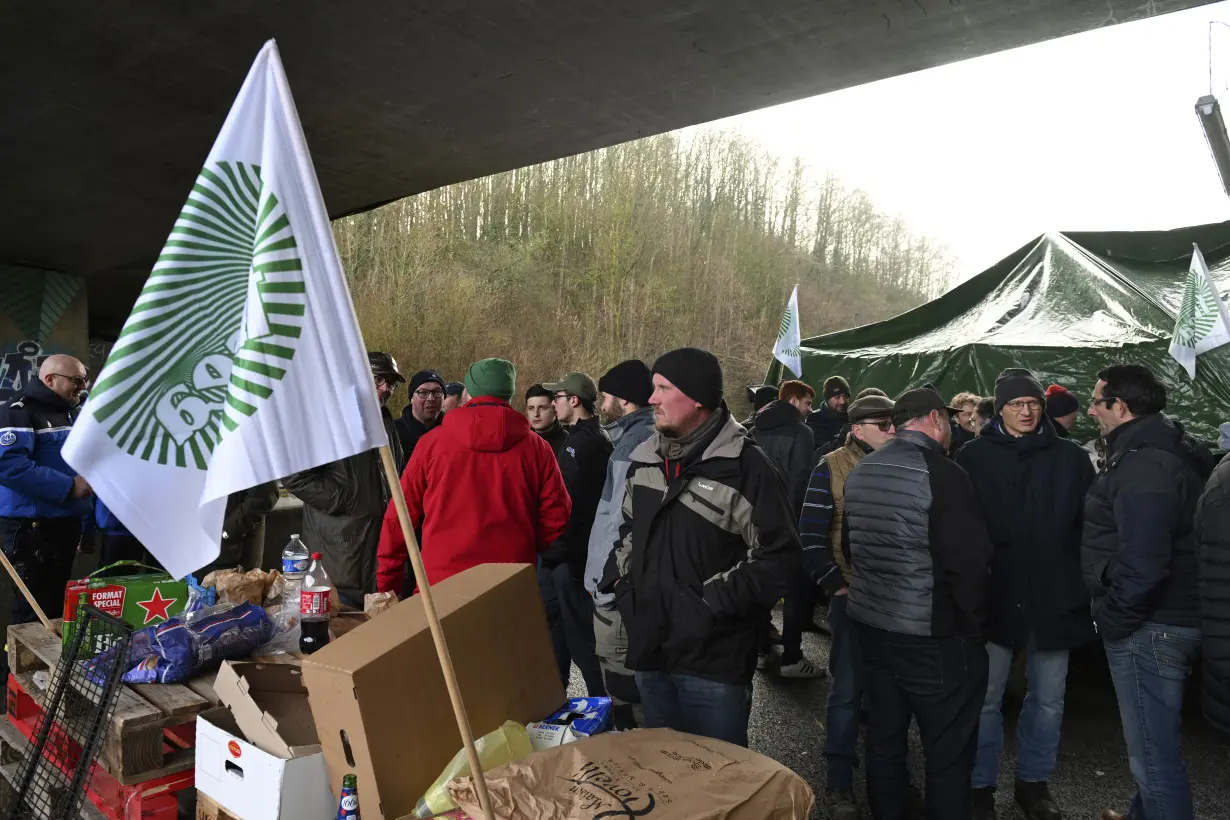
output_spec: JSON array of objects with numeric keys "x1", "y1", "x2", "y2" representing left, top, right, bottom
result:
[
  {"x1": 281, "y1": 534, "x2": 310, "y2": 612},
  {"x1": 336, "y1": 773, "x2": 359, "y2": 819},
  {"x1": 299, "y1": 552, "x2": 333, "y2": 655}
]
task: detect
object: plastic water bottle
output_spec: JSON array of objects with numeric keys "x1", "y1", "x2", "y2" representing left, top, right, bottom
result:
[
  {"x1": 281, "y1": 534, "x2": 310, "y2": 612},
  {"x1": 299, "y1": 552, "x2": 334, "y2": 655},
  {"x1": 336, "y1": 773, "x2": 359, "y2": 819}
]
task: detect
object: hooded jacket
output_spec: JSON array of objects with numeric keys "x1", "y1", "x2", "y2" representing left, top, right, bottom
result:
[
  {"x1": 376, "y1": 398, "x2": 571, "y2": 593},
  {"x1": 955, "y1": 417, "x2": 1096, "y2": 650},
  {"x1": 807, "y1": 402, "x2": 848, "y2": 455},
  {"x1": 394, "y1": 408, "x2": 442, "y2": 460},
  {"x1": 540, "y1": 416, "x2": 612, "y2": 579},
  {"x1": 1196, "y1": 454, "x2": 1230, "y2": 735},
  {"x1": 282, "y1": 406, "x2": 404, "y2": 605},
  {"x1": 749, "y1": 400, "x2": 815, "y2": 516},
  {"x1": 599, "y1": 407, "x2": 801, "y2": 685},
  {"x1": 0, "y1": 380, "x2": 92, "y2": 520},
  {"x1": 1081, "y1": 413, "x2": 1203, "y2": 640},
  {"x1": 585, "y1": 407, "x2": 656, "y2": 607}
]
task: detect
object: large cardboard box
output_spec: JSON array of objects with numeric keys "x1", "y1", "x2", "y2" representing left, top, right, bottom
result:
[
  {"x1": 195, "y1": 662, "x2": 335, "y2": 819},
  {"x1": 303, "y1": 563, "x2": 565, "y2": 820}
]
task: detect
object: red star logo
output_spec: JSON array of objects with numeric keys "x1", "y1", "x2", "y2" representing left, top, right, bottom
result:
[{"x1": 136, "y1": 588, "x2": 176, "y2": 624}]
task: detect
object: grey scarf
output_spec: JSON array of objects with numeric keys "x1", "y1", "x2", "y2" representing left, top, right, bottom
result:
[{"x1": 659, "y1": 408, "x2": 724, "y2": 463}]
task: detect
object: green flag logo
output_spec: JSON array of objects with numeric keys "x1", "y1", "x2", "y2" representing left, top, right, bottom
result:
[
  {"x1": 1174, "y1": 268, "x2": 1219, "y2": 349},
  {"x1": 779, "y1": 303, "x2": 793, "y2": 340},
  {"x1": 88, "y1": 161, "x2": 307, "y2": 469}
]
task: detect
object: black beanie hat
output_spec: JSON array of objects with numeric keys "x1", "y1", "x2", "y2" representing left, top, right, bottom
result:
[
  {"x1": 1045, "y1": 384, "x2": 1079, "y2": 418},
  {"x1": 994, "y1": 367, "x2": 1044, "y2": 412},
  {"x1": 652, "y1": 348, "x2": 723, "y2": 410},
  {"x1": 598, "y1": 360, "x2": 653, "y2": 407},
  {"x1": 823, "y1": 375, "x2": 851, "y2": 399}
]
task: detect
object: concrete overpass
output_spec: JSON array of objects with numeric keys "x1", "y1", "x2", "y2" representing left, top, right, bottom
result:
[{"x1": 0, "y1": 0, "x2": 1215, "y2": 340}]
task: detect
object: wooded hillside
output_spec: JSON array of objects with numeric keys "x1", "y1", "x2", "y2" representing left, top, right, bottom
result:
[{"x1": 336, "y1": 130, "x2": 956, "y2": 414}]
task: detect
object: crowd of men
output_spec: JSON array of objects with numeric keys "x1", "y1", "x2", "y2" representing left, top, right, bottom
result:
[{"x1": 2, "y1": 348, "x2": 1230, "y2": 820}]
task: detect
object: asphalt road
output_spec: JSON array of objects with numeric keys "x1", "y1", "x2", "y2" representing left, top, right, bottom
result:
[{"x1": 570, "y1": 601, "x2": 1230, "y2": 820}]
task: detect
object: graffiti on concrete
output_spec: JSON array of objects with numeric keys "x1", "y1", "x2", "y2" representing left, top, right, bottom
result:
[{"x1": 0, "y1": 340, "x2": 50, "y2": 401}]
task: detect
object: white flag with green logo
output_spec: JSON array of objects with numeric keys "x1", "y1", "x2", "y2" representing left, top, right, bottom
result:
[
  {"x1": 773, "y1": 285, "x2": 803, "y2": 378},
  {"x1": 1169, "y1": 243, "x2": 1230, "y2": 380},
  {"x1": 64, "y1": 41, "x2": 387, "y2": 579}
]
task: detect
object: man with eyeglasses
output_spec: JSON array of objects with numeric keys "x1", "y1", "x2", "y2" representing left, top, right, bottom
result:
[
  {"x1": 844, "y1": 387, "x2": 992, "y2": 820},
  {"x1": 394, "y1": 370, "x2": 446, "y2": 460},
  {"x1": 283, "y1": 351, "x2": 406, "y2": 605},
  {"x1": 1082, "y1": 365, "x2": 1204, "y2": 820},
  {"x1": 539, "y1": 371, "x2": 613, "y2": 696},
  {"x1": 799, "y1": 393, "x2": 895, "y2": 820},
  {"x1": 0, "y1": 354, "x2": 94, "y2": 697},
  {"x1": 955, "y1": 369, "x2": 1096, "y2": 820}
]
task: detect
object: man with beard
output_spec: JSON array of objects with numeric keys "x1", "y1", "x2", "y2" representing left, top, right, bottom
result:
[
  {"x1": 808, "y1": 376, "x2": 850, "y2": 455},
  {"x1": 956, "y1": 369, "x2": 1095, "y2": 820},
  {"x1": 283, "y1": 352, "x2": 406, "y2": 605}
]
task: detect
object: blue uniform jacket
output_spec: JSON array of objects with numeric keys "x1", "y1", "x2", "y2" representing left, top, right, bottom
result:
[{"x1": 0, "y1": 380, "x2": 92, "y2": 520}]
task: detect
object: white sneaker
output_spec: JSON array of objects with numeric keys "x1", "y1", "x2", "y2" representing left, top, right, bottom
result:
[{"x1": 778, "y1": 657, "x2": 825, "y2": 679}]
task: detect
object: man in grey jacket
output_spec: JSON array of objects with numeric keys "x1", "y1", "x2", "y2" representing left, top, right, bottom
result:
[{"x1": 585, "y1": 359, "x2": 655, "y2": 729}]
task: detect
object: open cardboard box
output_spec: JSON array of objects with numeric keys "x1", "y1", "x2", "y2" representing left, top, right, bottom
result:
[
  {"x1": 195, "y1": 662, "x2": 336, "y2": 819},
  {"x1": 303, "y1": 563, "x2": 565, "y2": 820}
]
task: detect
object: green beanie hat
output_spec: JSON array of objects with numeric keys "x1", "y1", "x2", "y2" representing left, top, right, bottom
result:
[{"x1": 464, "y1": 358, "x2": 516, "y2": 401}]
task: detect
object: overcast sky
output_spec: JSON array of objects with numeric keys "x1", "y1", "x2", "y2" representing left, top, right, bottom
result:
[{"x1": 688, "y1": 1, "x2": 1230, "y2": 281}]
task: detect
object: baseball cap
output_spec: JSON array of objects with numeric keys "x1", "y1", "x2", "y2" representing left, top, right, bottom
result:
[
  {"x1": 891, "y1": 388, "x2": 959, "y2": 428},
  {"x1": 848, "y1": 395, "x2": 895, "y2": 424},
  {"x1": 543, "y1": 372, "x2": 599, "y2": 404},
  {"x1": 444, "y1": 381, "x2": 465, "y2": 397},
  {"x1": 368, "y1": 351, "x2": 406, "y2": 383}
]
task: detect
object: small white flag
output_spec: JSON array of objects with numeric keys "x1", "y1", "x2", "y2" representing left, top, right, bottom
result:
[
  {"x1": 773, "y1": 285, "x2": 803, "y2": 378},
  {"x1": 64, "y1": 41, "x2": 387, "y2": 579},
  {"x1": 1169, "y1": 243, "x2": 1230, "y2": 380}
]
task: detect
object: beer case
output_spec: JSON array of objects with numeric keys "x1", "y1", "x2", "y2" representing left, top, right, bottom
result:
[{"x1": 62, "y1": 561, "x2": 188, "y2": 648}]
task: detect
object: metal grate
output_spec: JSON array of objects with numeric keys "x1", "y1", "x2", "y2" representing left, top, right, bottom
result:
[{"x1": 3, "y1": 604, "x2": 132, "y2": 820}]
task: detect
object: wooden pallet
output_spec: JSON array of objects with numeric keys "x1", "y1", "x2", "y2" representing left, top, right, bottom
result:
[
  {"x1": 7, "y1": 619, "x2": 220, "y2": 785},
  {"x1": 194, "y1": 791, "x2": 240, "y2": 820}
]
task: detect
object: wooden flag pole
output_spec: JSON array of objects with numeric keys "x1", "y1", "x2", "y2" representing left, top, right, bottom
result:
[
  {"x1": 378, "y1": 446, "x2": 496, "y2": 820},
  {"x1": 0, "y1": 547, "x2": 53, "y2": 632}
]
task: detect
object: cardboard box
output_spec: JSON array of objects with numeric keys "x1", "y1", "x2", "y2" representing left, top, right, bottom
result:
[
  {"x1": 195, "y1": 662, "x2": 335, "y2": 819},
  {"x1": 303, "y1": 563, "x2": 565, "y2": 820},
  {"x1": 63, "y1": 570, "x2": 187, "y2": 648}
]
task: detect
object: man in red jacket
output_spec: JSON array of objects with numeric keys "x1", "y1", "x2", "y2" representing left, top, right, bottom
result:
[{"x1": 376, "y1": 358, "x2": 572, "y2": 594}]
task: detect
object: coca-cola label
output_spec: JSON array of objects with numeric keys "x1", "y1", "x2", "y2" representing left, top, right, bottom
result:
[
  {"x1": 282, "y1": 557, "x2": 309, "y2": 574},
  {"x1": 301, "y1": 589, "x2": 330, "y2": 617}
]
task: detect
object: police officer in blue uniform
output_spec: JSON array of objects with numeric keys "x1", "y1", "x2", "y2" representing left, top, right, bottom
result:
[{"x1": 0, "y1": 354, "x2": 93, "y2": 645}]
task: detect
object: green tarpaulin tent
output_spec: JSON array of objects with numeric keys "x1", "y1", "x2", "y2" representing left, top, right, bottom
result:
[{"x1": 769, "y1": 220, "x2": 1230, "y2": 442}]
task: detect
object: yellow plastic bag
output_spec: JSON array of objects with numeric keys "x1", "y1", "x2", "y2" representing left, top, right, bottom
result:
[{"x1": 413, "y1": 720, "x2": 534, "y2": 817}]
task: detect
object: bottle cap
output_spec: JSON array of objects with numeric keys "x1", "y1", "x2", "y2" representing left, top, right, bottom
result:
[
  {"x1": 291, "y1": 533, "x2": 300, "y2": 539},
  {"x1": 311, "y1": 552, "x2": 323, "y2": 560}
]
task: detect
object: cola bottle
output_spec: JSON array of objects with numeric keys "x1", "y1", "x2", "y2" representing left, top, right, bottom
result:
[{"x1": 299, "y1": 552, "x2": 334, "y2": 655}]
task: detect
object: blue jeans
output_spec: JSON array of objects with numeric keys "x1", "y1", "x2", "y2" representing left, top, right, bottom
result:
[
  {"x1": 972, "y1": 641, "x2": 1069, "y2": 788},
  {"x1": 824, "y1": 593, "x2": 863, "y2": 791},
  {"x1": 635, "y1": 671, "x2": 752, "y2": 747},
  {"x1": 1103, "y1": 623, "x2": 1201, "y2": 820}
]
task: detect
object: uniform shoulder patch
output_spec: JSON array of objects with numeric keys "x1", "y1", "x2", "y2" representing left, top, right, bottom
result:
[{"x1": 0, "y1": 431, "x2": 15, "y2": 446}]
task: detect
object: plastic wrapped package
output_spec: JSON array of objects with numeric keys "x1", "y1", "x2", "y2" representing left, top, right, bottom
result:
[
  {"x1": 118, "y1": 602, "x2": 273, "y2": 683},
  {"x1": 413, "y1": 721, "x2": 534, "y2": 818}
]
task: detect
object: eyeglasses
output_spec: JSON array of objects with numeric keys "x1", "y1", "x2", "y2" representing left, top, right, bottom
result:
[
  {"x1": 1003, "y1": 399, "x2": 1043, "y2": 412},
  {"x1": 552, "y1": 392, "x2": 571, "y2": 402},
  {"x1": 856, "y1": 419, "x2": 892, "y2": 432},
  {"x1": 51, "y1": 374, "x2": 87, "y2": 387},
  {"x1": 1091, "y1": 397, "x2": 1117, "y2": 408},
  {"x1": 413, "y1": 389, "x2": 444, "y2": 399}
]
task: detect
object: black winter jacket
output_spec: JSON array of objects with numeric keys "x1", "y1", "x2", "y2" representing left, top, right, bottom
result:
[
  {"x1": 807, "y1": 403, "x2": 847, "y2": 456},
  {"x1": 1081, "y1": 414, "x2": 1203, "y2": 641},
  {"x1": 1196, "y1": 455, "x2": 1230, "y2": 735},
  {"x1": 955, "y1": 418, "x2": 1096, "y2": 650},
  {"x1": 749, "y1": 400, "x2": 815, "y2": 516},
  {"x1": 600, "y1": 408, "x2": 802, "y2": 685},
  {"x1": 536, "y1": 422, "x2": 569, "y2": 459},
  {"x1": 541, "y1": 416, "x2": 612, "y2": 579},
  {"x1": 394, "y1": 409, "x2": 442, "y2": 461}
]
